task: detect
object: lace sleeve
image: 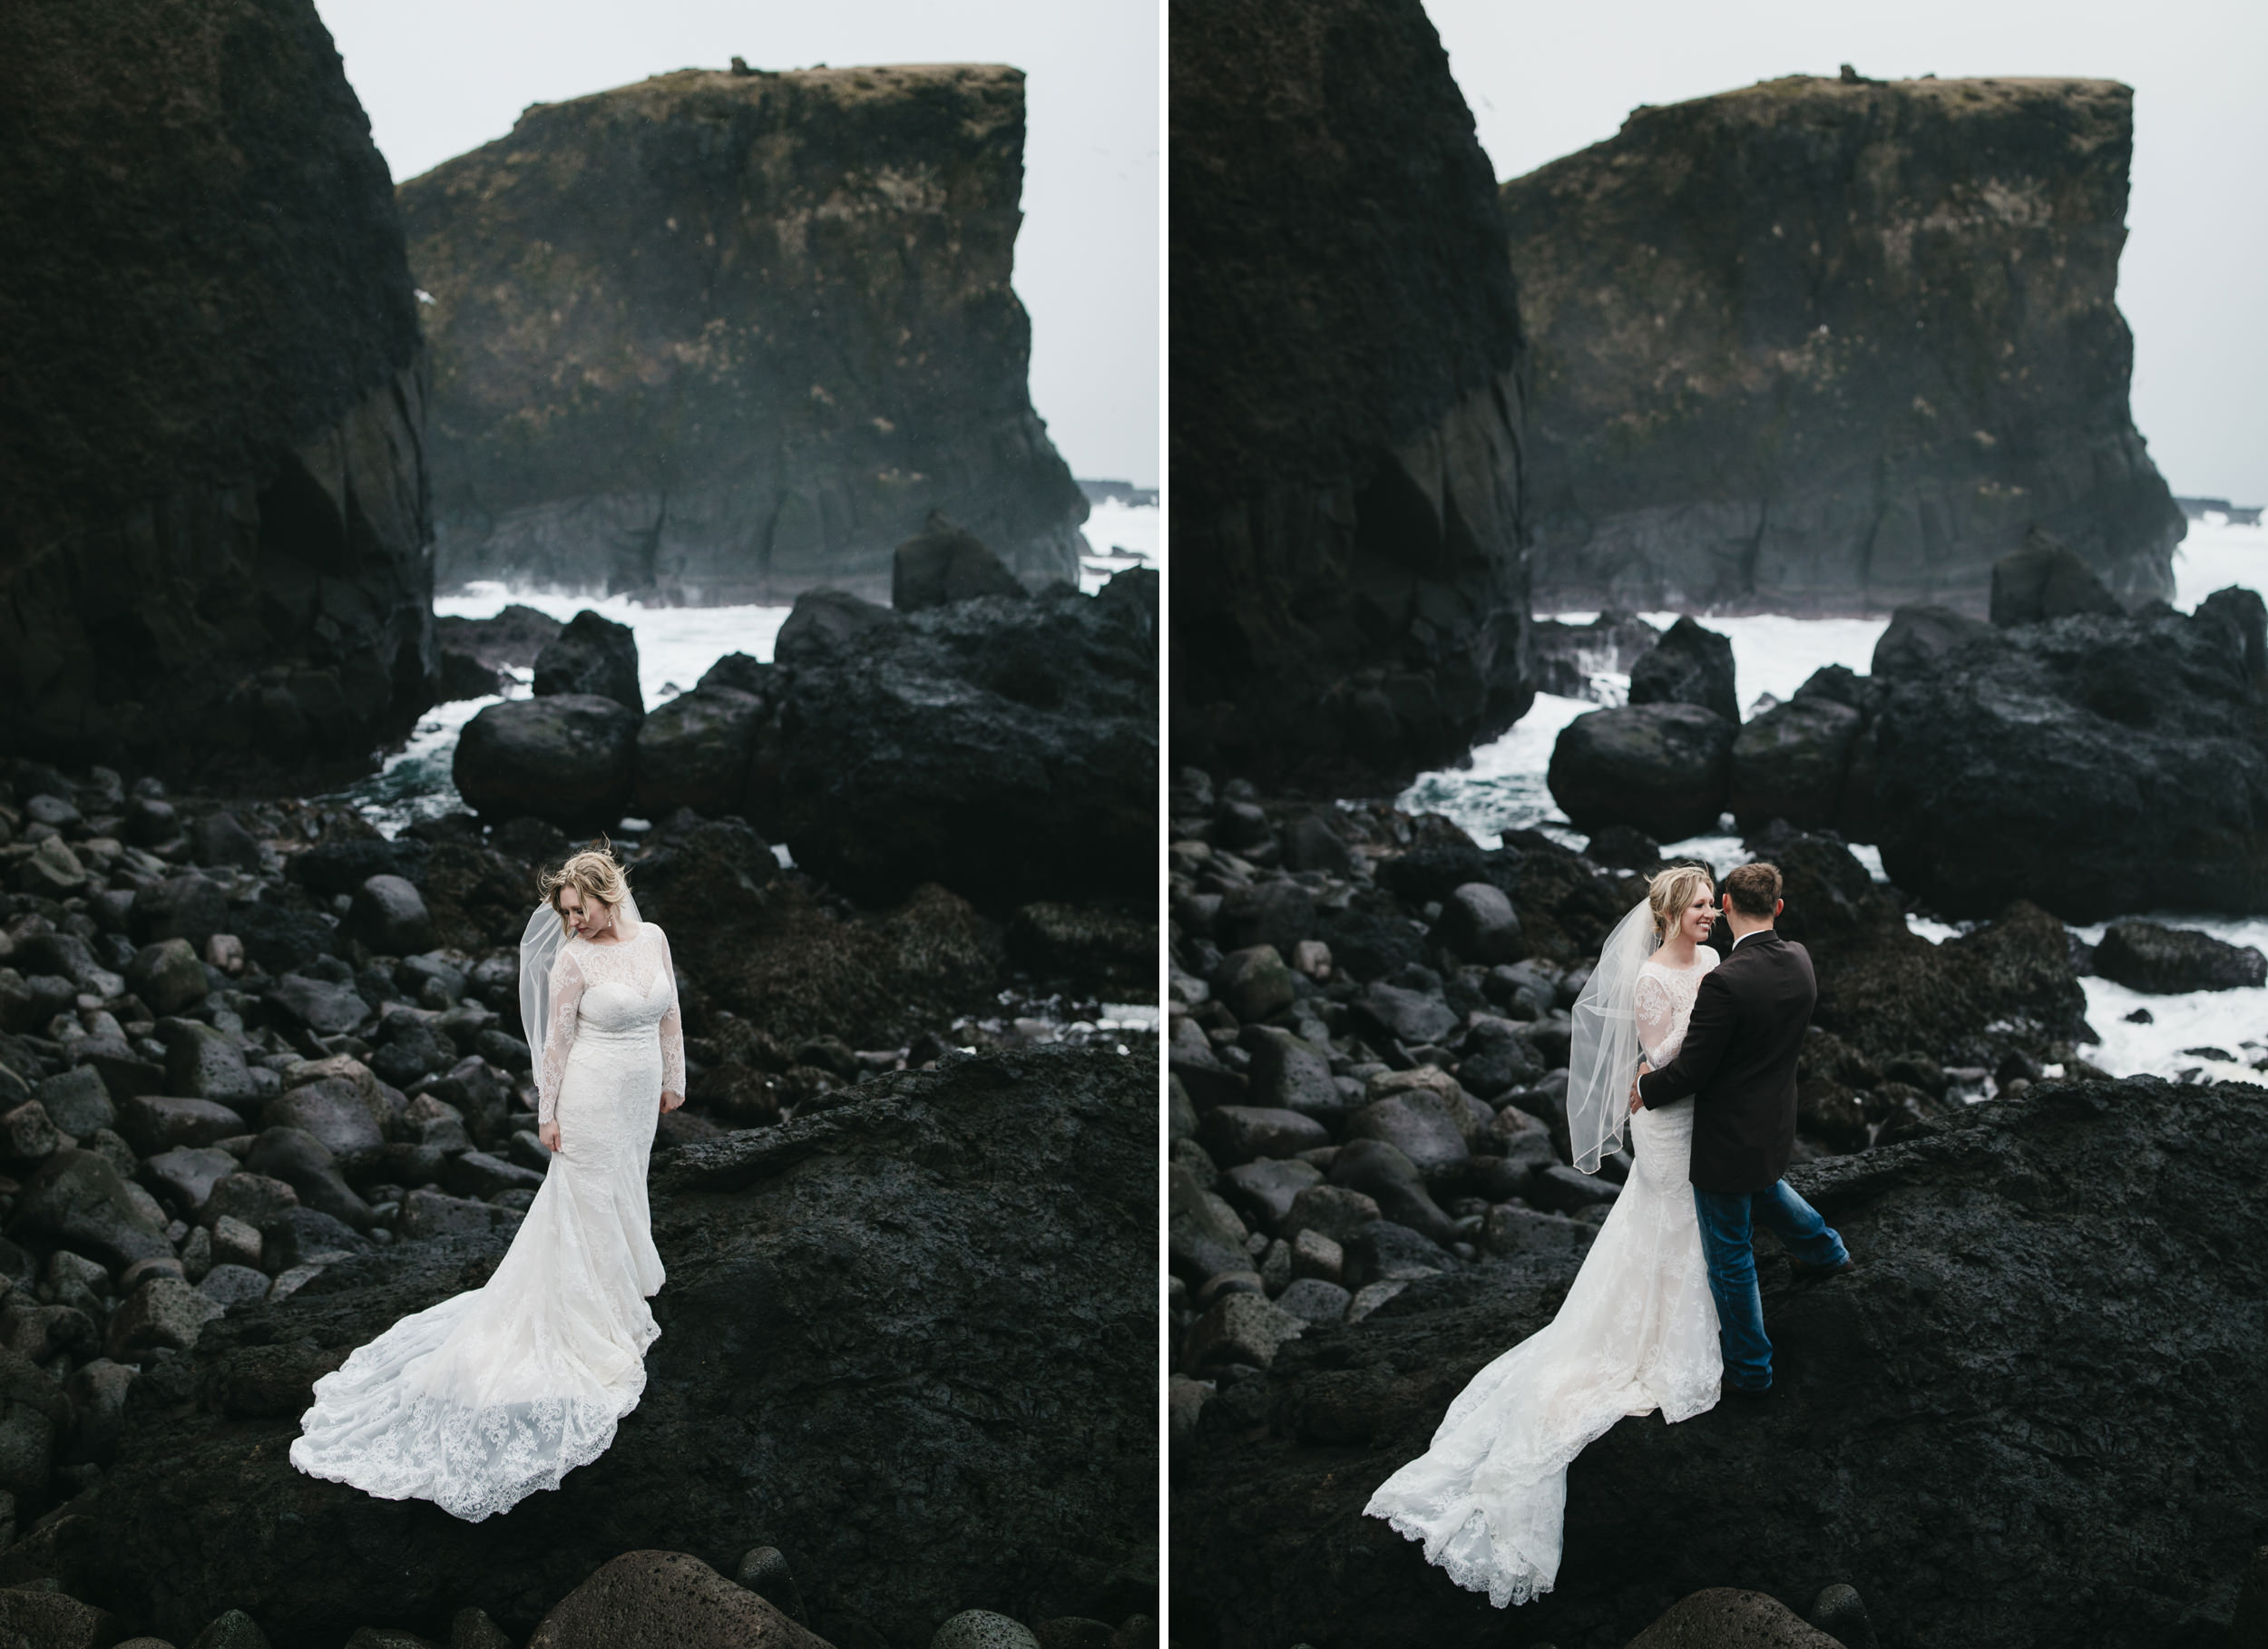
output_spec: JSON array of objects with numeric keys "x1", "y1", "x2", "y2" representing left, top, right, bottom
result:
[
  {"x1": 538, "y1": 949, "x2": 585, "y2": 1125},
  {"x1": 1634, "y1": 971, "x2": 1679, "y2": 1067},
  {"x1": 654, "y1": 927, "x2": 685, "y2": 1098}
]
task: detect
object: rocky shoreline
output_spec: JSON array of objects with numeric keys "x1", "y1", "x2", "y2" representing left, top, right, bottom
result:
[
  {"x1": 1167, "y1": 765, "x2": 2267, "y2": 1646},
  {"x1": 0, "y1": 566, "x2": 1158, "y2": 1645}
]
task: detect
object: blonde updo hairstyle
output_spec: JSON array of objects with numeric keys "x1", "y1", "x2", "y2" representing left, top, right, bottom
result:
[
  {"x1": 1647, "y1": 864, "x2": 1716, "y2": 943},
  {"x1": 538, "y1": 842, "x2": 631, "y2": 936}
]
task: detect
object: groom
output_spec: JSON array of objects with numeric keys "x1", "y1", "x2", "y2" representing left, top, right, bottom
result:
[{"x1": 1628, "y1": 861, "x2": 1850, "y2": 1396}]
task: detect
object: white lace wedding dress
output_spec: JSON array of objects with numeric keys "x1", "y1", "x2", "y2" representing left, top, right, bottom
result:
[
  {"x1": 1364, "y1": 948, "x2": 1724, "y2": 1605},
  {"x1": 289, "y1": 922, "x2": 682, "y2": 1521}
]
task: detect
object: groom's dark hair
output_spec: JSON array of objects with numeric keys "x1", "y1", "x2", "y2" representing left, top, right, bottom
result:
[{"x1": 1724, "y1": 861, "x2": 1783, "y2": 918}]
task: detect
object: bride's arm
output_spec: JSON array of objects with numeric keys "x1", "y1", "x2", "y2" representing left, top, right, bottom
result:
[
  {"x1": 655, "y1": 928, "x2": 686, "y2": 1113},
  {"x1": 1637, "y1": 970, "x2": 1735, "y2": 1108},
  {"x1": 537, "y1": 951, "x2": 585, "y2": 1148},
  {"x1": 1633, "y1": 972, "x2": 1678, "y2": 1067}
]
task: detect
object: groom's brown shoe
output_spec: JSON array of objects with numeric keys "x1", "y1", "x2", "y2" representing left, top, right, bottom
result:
[
  {"x1": 1788, "y1": 1255, "x2": 1854, "y2": 1280},
  {"x1": 1719, "y1": 1378, "x2": 1773, "y2": 1400}
]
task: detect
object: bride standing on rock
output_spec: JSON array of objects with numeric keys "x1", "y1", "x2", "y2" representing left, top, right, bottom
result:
[
  {"x1": 1364, "y1": 864, "x2": 1728, "y2": 1605},
  {"x1": 291, "y1": 845, "x2": 686, "y2": 1521}
]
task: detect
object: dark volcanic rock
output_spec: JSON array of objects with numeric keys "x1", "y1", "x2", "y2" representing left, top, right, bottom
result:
[
  {"x1": 435, "y1": 605, "x2": 565, "y2": 671},
  {"x1": 2092, "y1": 920, "x2": 2268, "y2": 994},
  {"x1": 453, "y1": 696, "x2": 640, "y2": 834},
  {"x1": 892, "y1": 517, "x2": 1031, "y2": 610},
  {"x1": 401, "y1": 66, "x2": 1086, "y2": 602},
  {"x1": 1990, "y1": 527, "x2": 2126, "y2": 627},
  {"x1": 533, "y1": 610, "x2": 643, "y2": 716},
  {"x1": 633, "y1": 688, "x2": 771, "y2": 822},
  {"x1": 1507, "y1": 74, "x2": 2183, "y2": 617},
  {"x1": 1627, "y1": 618, "x2": 1738, "y2": 725},
  {"x1": 1872, "y1": 590, "x2": 2268, "y2": 917},
  {"x1": 29, "y1": 1048, "x2": 1153, "y2": 1648},
  {"x1": 0, "y1": 0, "x2": 432, "y2": 783},
  {"x1": 1548, "y1": 705, "x2": 1735, "y2": 843},
  {"x1": 768, "y1": 576, "x2": 1155, "y2": 905},
  {"x1": 1729, "y1": 698, "x2": 1863, "y2": 833},
  {"x1": 1172, "y1": 1078, "x2": 2268, "y2": 1649},
  {"x1": 1168, "y1": 0, "x2": 1532, "y2": 788}
]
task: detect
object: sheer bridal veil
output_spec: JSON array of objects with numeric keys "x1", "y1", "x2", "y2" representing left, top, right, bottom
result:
[
  {"x1": 1565, "y1": 899, "x2": 1658, "y2": 1174},
  {"x1": 519, "y1": 883, "x2": 643, "y2": 1073}
]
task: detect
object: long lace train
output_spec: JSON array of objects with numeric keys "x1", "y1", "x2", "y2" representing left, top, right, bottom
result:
[{"x1": 1364, "y1": 1094, "x2": 1721, "y2": 1605}]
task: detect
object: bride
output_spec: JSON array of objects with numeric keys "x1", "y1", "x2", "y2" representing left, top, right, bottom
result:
[
  {"x1": 1364, "y1": 864, "x2": 1725, "y2": 1605},
  {"x1": 290, "y1": 844, "x2": 686, "y2": 1521}
]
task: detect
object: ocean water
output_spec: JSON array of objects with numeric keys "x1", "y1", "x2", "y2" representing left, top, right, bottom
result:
[
  {"x1": 1397, "y1": 520, "x2": 2268, "y2": 1080},
  {"x1": 328, "y1": 503, "x2": 1162, "y2": 836}
]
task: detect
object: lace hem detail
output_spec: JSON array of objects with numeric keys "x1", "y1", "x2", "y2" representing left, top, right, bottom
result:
[{"x1": 1366, "y1": 1498, "x2": 1554, "y2": 1609}]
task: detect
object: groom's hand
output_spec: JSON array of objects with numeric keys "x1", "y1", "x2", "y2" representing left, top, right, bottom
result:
[{"x1": 1629, "y1": 1059, "x2": 1652, "y2": 1114}]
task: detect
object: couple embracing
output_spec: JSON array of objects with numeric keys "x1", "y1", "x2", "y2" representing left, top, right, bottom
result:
[{"x1": 1364, "y1": 861, "x2": 1853, "y2": 1607}]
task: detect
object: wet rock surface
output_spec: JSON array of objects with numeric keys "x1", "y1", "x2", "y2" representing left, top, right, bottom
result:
[
  {"x1": 1168, "y1": 0, "x2": 1532, "y2": 789},
  {"x1": 1507, "y1": 74, "x2": 2183, "y2": 616},
  {"x1": 1171, "y1": 1078, "x2": 2268, "y2": 1649},
  {"x1": 401, "y1": 66, "x2": 1086, "y2": 602},
  {"x1": 16, "y1": 1047, "x2": 1154, "y2": 1649}
]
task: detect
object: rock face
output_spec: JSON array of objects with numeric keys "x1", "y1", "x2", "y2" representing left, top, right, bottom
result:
[
  {"x1": 398, "y1": 65, "x2": 1087, "y2": 603},
  {"x1": 24, "y1": 1049, "x2": 1155, "y2": 1649},
  {"x1": 1872, "y1": 589, "x2": 2268, "y2": 918},
  {"x1": 0, "y1": 0, "x2": 434, "y2": 783},
  {"x1": 1168, "y1": 0, "x2": 1532, "y2": 787},
  {"x1": 1502, "y1": 74, "x2": 2185, "y2": 617},
  {"x1": 1171, "y1": 1078, "x2": 2268, "y2": 1649}
]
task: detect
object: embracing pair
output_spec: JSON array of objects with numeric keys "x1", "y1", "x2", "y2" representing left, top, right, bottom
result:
[{"x1": 1364, "y1": 861, "x2": 1851, "y2": 1608}]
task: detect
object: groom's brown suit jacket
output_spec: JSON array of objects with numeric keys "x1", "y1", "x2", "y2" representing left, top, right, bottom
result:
[{"x1": 1637, "y1": 929, "x2": 1816, "y2": 1195}]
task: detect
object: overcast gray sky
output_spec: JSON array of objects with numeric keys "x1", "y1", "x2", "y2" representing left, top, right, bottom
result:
[
  {"x1": 1424, "y1": 0, "x2": 2267, "y2": 507},
  {"x1": 316, "y1": 0, "x2": 1159, "y2": 488}
]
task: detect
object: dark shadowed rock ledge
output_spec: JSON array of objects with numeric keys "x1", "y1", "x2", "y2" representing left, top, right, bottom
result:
[
  {"x1": 0, "y1": 0, "x2": 433, "y2": 786},
  {"x1": 1168, "y1": 0, "x2": 1533, "y2": 791}
]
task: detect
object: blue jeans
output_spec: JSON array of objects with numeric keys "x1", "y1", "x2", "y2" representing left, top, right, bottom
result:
[{"x1": 1693, "y1": 1181, "x2": 1848, "y2": 1390}]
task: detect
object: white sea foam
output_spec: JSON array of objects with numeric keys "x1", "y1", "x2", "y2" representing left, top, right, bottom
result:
[{"x1": 1396, "y1": 519, "x2": 2268, "y2": 1078}]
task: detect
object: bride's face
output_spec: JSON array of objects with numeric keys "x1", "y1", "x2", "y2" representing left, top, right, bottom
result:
[
  {"x1": 1681, "y1": 888, "x2": 1716, "y2": 943},
  {"x1": 557, "y1": 885, "x2": 612, "y2": 938}
]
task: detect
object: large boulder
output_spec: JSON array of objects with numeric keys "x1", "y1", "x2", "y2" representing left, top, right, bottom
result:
[
  {"x1": 400, "y1": 66, "x2": 1086, "y2": 602},
  {"x1": 2093, "y1": 920, "x2": 2268, "y2": 993},
  {"x1": 1628, "y1": 617, "x2": 1738, "y2": 724},
  {"x1": 0, "y1": 0, "x2": 432, "y2": 781},
  {"x1": 1548, "y1": 704, "x2": 1735, "y2": 843},
  {"x1": 1729, "y1": 698, "x2": 1863, "y2": 833},
  {"x1": 21, "y1": 1048, "x2": 1153, "y2": 1646},
  {"x1": 1872, "y1": 590, "x2": 2268, "y2": 917},
  {"x1": 768, "y1": 577, "x2": 1155, "y2": 905},
  {"x1": 533, "y1": 610, "x2": 643, "y2": 716},
  {"x1": 1173, "y1": 1078, "x2": 2268, "y2": 1648},
  {"x1": 9, "y1": 1151, "x2": 173, "y2": 1270},
  {"x1": 892, "y1": 518, "x2": 1030, "y2": 610},
  {"x1": 524, "y1": 1551, "x2": 829, "y2": 1649},
  {"x1": 1990, "y1": 527, "x2": 2126, "y2": 627},
  {"x1": 1509, "y1": 74, "x2": 2183, "y2": 616},
  {"x1": 632, "y1": 687, "x2": 769, "y2": 821},
  {"x1": 1168, "y1": 0, "x2": 1531, "y2": 787},
  {"x1": 452, "y1": 696, "x2": 639, "y2": 834}
]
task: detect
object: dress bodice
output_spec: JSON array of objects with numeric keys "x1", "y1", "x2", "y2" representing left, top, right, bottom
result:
[
  {"x1": 536, "y1": 923, "x2": 686, "y2": 1122},
  {"x1": 1635, "y1": 949, "x2": 1718, "y2": 1068}
]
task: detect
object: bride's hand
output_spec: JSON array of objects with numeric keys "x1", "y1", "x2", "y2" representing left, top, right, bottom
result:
[
  {"x1": 539, "y1": 1119, "x2": 561, "y2": 1153},
  {"x1": 660, "y1": 1089, "x2": 684, "y2": 1114}
]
